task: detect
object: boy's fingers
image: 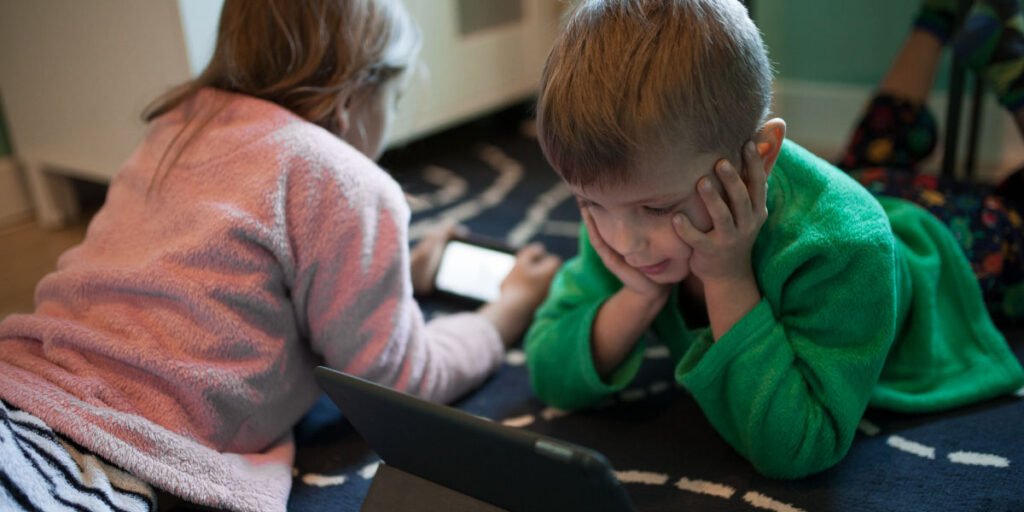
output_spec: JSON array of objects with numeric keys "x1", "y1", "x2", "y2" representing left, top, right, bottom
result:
[
  {"x1": 698, "y1": 174, "x2": 735, "y2": 234},
  {"x1": 672, "y1": 214, "x2": 706, "y2": 247},
  {"x1": 716, "y1": 158, "x2": 752, "y2": 227}
]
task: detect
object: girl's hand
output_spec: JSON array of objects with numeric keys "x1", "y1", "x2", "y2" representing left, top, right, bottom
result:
[
  {"x1": 580, "y1": 205, "x2": 670, "y2": 301},
  {"x1": 480, "y1": 243, "x2": 561, "y2": 346},
  {"x1": 410, "y1": 223, "x2": 466, "y2": 295},
  {"x1": 498, "y1": 243, "x2": 563, "y2": 312},
  {"x1": 672, "y1": 141, "x2": 768, "y2": 285}
]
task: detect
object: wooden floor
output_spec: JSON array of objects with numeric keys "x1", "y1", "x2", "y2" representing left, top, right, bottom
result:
[{"x1": 0, "y1": 219, "x2": 88, "y2": 318}]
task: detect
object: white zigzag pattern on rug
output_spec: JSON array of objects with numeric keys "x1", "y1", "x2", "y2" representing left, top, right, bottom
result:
[{"x1": 407, "y1": 145, "x2": 523, "y2": 241}]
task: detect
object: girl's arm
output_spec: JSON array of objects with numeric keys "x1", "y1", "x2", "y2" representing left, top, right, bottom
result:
[{"x1": 287, "y1": 149, "x2": 514, "y2": 404}]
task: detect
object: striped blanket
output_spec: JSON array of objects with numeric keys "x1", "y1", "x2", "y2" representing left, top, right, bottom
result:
[{"x1": 0, "y1": 400, "x2": 155, "y2": 512}]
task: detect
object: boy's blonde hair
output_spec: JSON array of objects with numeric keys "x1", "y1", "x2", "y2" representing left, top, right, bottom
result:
[
  {"x1": 537, "y1": 0, "x2": 772, "y2": 188},
  {"x1": 144, "y1": 0, "x2": 419, "y2": 189}
]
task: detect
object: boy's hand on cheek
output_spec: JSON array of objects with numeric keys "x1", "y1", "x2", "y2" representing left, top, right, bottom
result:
[
  {"x1": 580, "y1": 206, "x2": 670, "y2": 302},
  {"x1": 672, "y1": 141, "x2": 768, "y2": 285}
]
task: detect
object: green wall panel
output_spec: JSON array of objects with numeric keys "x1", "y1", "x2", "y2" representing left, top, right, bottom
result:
[{"x1": 755, "y1": 1, "x2": 953, "y2": 88}]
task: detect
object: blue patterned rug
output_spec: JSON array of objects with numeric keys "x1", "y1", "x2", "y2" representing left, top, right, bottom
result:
[{"x1": 288, "y1": 108, "x2": 1024, "y2": 512}]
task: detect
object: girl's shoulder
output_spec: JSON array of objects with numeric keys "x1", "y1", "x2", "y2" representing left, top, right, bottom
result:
[
  {"x1": 259, "y1": 107, "x2": 407, "y2": 217},
  {"x1": 202, "y1": 89, "x2": 399, "y2": 198}
]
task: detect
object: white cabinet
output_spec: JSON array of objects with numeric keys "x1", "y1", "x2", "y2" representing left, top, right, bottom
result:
[
  {"x1": 0, "y1": 1, "x2": 193, "y2": 227},
  {"x1": 0, "y1": 0, "x2": 561, "y2": 227},
  {"x1": 391, "y1": 0, "x2": 562, "y2": 144}
]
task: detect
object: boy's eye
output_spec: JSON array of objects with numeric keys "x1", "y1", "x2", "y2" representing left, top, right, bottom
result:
[{"x1": 644, "y1": 205, "x2": 676, "y2": 216}]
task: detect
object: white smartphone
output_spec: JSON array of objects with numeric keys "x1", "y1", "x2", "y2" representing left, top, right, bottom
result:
[{"x1": 434, "y1": 237, "x2": 517, "y2": 303}]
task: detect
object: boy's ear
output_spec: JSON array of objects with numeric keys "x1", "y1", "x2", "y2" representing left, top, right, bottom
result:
[{"x1": 753, "y1": 118, "x2": 786, "y2": 175}]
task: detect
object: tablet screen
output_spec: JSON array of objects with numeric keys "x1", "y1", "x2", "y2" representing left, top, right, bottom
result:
[{"x1": 435, "y1": 240, "x2": 516, "y2": 302}]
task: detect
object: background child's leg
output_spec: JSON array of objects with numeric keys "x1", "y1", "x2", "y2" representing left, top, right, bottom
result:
[
  {"x1": 918, "y1": 184, "x2": 1024, "y2": 324},
  {"x1": 880, "y1": 29, "x2": 946, "y2": 103},
  {"x1": 838, "y1": 26, "x2": 945, "y2": 176},
  {"x1": 837, "y1": 95, "x2": 939, "y2": 177},
  {"x1": 951, "y1": 0, "x2": 1024, "y2": 322},
  {"x1": 838, "y1": 2, "x2": 1024, "y2": 324},
  {"x1": 915, "y1": 0, "x2": 962, "y2": 44}
]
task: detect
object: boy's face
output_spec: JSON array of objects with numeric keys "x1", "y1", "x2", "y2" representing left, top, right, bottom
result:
[{"x1": 571, "y1": 149, "x2": 722, "y2": 285}]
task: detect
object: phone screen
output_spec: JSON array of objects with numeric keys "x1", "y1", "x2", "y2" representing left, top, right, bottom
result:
[{"x1": 435, "y1": 240, "x2": 517, "y2": 303}]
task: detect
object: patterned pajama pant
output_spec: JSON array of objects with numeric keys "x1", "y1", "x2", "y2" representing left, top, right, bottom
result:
[{"x1": 838, "y1": 93, "x2": 1024, "y2": 324}]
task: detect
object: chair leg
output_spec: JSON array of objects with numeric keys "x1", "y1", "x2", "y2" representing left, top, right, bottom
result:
[
  {"x1": 965, "y1": 73, "x2": 985, "y2": 182},
  {"x1": 23, "y1": 161, "x2": 79, "y2": 229},
  {"x1": 942, "y1": 59, "x2": 967, "y2": 180},
  {"x1": 941, "y1": 0, "x2": 977, "y2": 181}
]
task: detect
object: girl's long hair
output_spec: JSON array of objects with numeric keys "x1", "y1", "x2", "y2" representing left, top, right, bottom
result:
[{"x1": 143, "y1": 0, "x2": 420, "y2": 192}]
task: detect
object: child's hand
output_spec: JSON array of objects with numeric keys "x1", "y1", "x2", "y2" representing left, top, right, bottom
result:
[
  {"x1": 480, "y1": 244, "x2": 561, "y2": 346},
  {"x1": 499, "y1": 243, "x2": 562, "y2": 310},
  {"x1": 672, "y1": 141, "x2": 768, "y2": 284},
  {"x1": 581, "y1": 206, "x2": 671, "y2": 301},
  {"x1": 410, "y1": 223, "x2": 466, "y2": 295}
]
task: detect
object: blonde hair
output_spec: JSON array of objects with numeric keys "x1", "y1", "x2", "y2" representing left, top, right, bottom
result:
[
  {"x1": 537, "y1": 0, "x2": 772, "y2": 188},
  {"x1": 144, "y1": 0, "x2": 420, "y2": 190}
]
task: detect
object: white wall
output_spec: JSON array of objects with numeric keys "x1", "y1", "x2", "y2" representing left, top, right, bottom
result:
[
  {"x1": 389, "y1": 0, "x2": 563, "y2": 144},
  {"x1": 775, "y1": 79, "x2": 1021, "y2": 184},
  {"x1": 0, "y1": 0, "x2": 561, "y2": 227},
  {"x1": 178, "y1": 0, "x2": 224, "y2": 77},
  {"x1": 0, "y1": 0, "x2": 192, "y2": 181}
]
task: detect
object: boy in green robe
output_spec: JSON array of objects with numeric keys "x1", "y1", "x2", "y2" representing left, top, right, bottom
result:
[{"x1": 525, "y1": 0, "x2": 1024, "y2": 479}]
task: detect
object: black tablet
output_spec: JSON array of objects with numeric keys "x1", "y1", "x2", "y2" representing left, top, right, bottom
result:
[
  {"x1": 433, "y1": 235, "x2": 516, "y2": 303},
  {"x1": 314, "y1": 366, "x2": 635, "y2": 512}
]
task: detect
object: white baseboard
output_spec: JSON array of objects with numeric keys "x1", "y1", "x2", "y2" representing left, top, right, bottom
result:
[
  {"x1": 0, "y1": 158, "x2": 33, "y2": 228},
  {"x1": 773, "y1": 79, "x2": 1024, "y2": 184}
]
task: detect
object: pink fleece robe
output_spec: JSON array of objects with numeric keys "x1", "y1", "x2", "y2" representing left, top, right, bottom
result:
[{"x1": 0, "y1": 88, "x2": 504, "y2": 511}]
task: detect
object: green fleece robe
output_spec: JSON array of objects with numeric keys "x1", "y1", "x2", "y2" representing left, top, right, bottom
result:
[{"x1": 524, "y1": 139, "x2": 1024, "y2": 479}]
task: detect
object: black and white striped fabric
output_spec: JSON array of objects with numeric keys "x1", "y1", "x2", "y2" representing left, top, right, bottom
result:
[{"x1": 0, "y1": 400, "x2": 155, "y2": 512}]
